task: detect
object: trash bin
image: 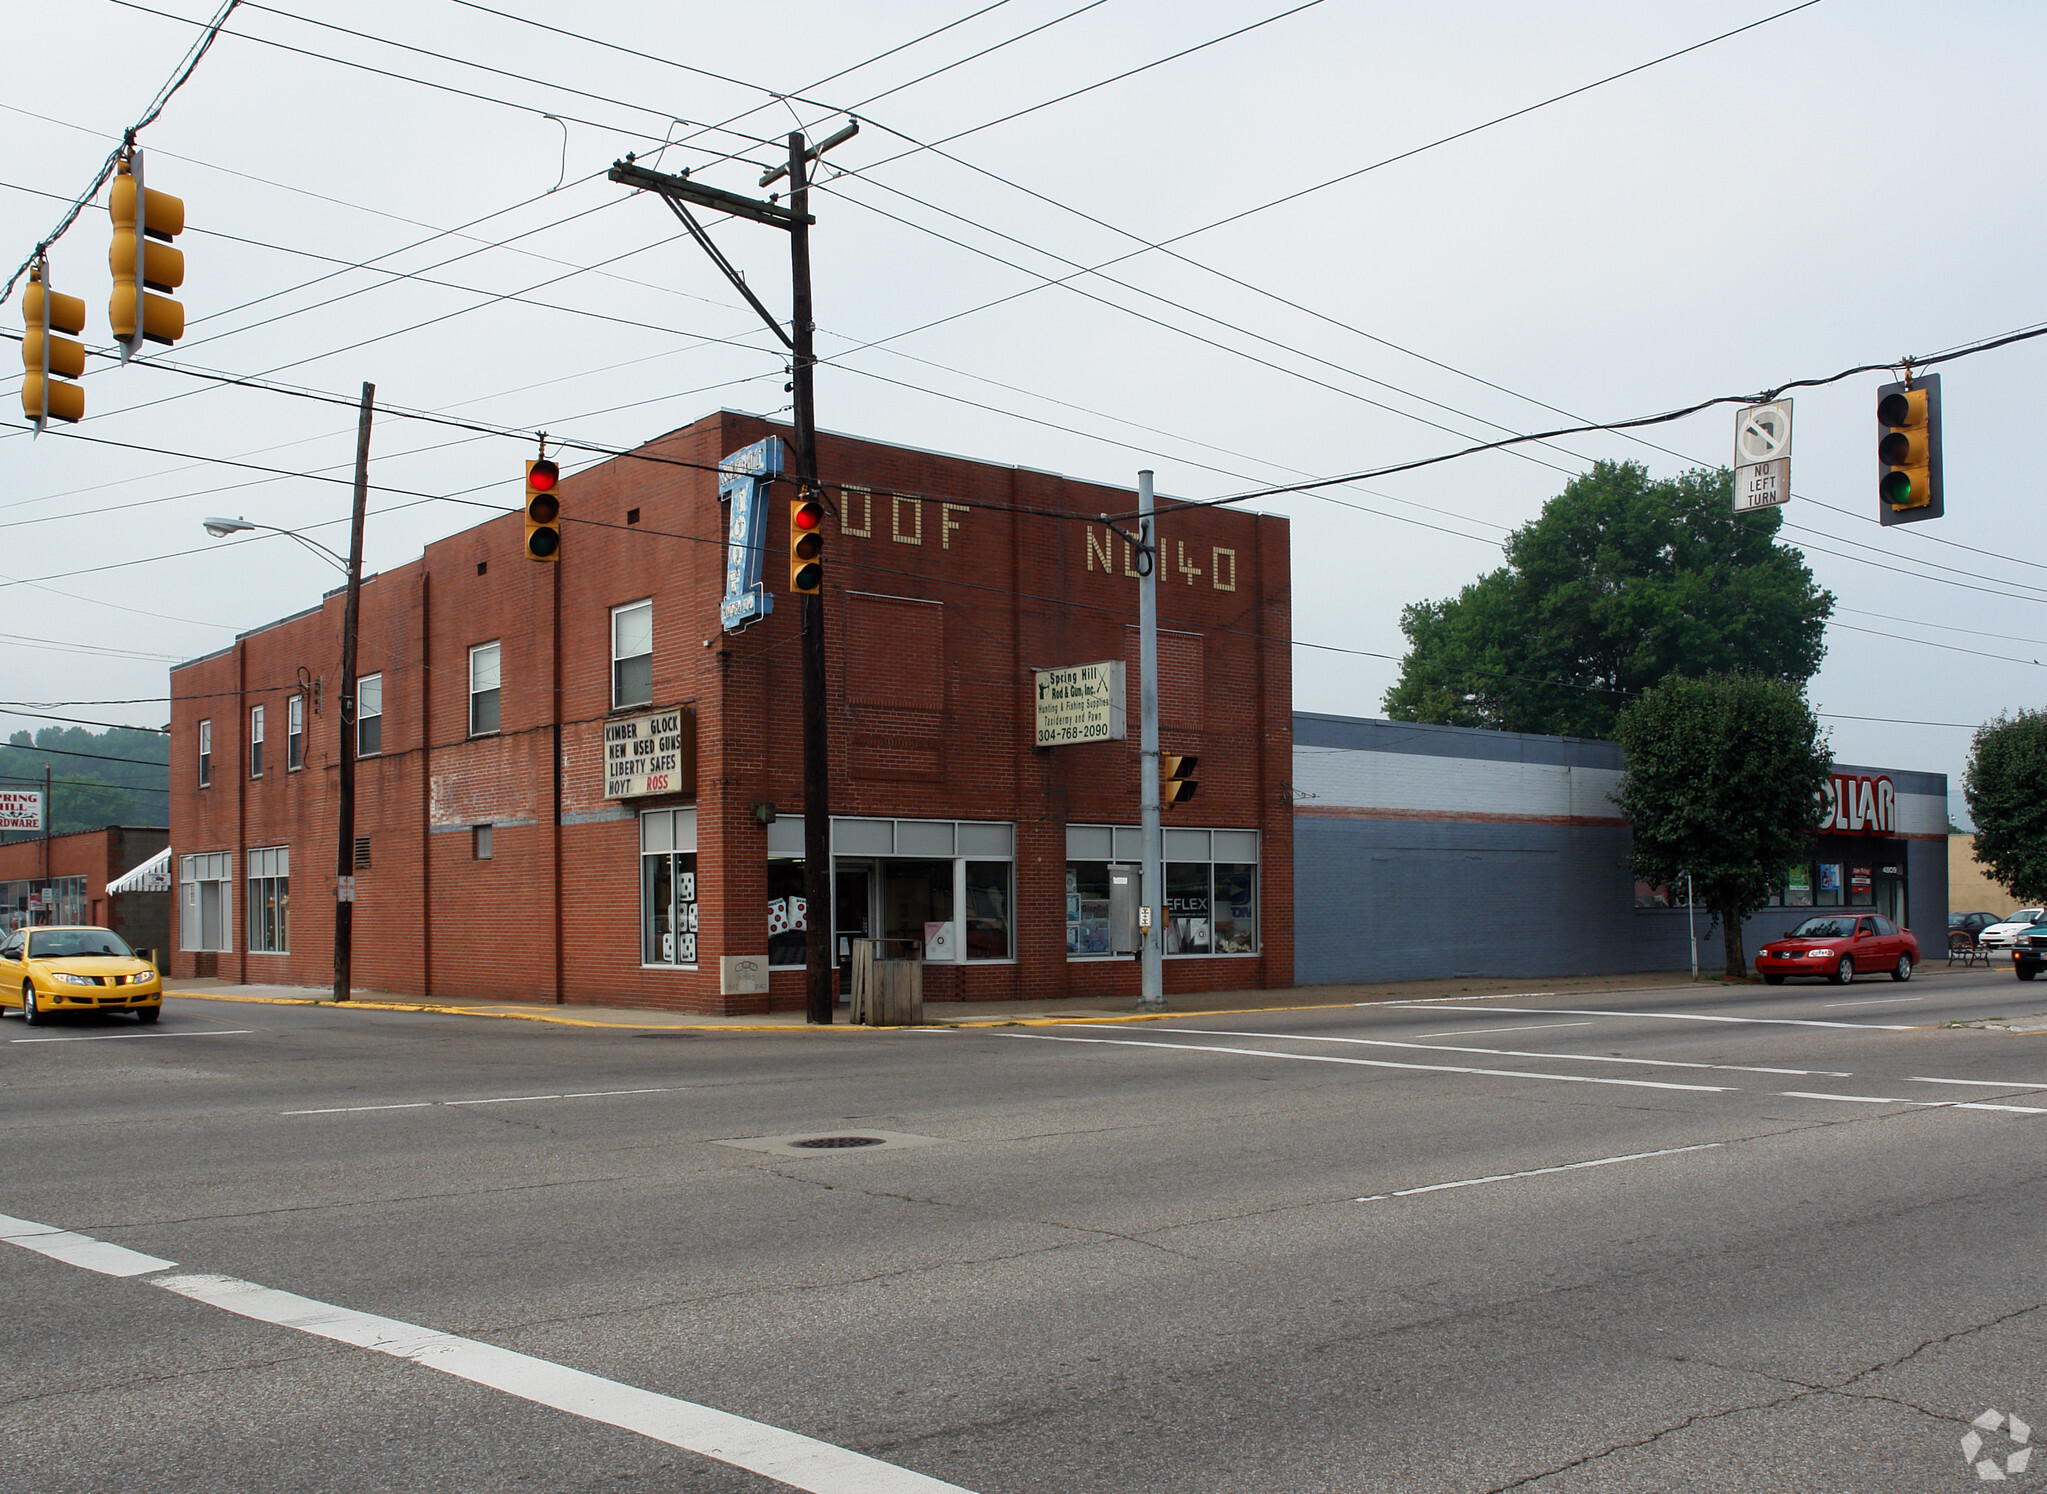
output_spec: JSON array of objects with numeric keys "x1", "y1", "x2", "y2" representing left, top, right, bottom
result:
[{"x1": 849, "y1": 937, "x2": 923, "y2": 1025}]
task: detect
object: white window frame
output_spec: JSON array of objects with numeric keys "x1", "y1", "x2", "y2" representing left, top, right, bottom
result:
[
  {"x1": 356, "y1": 672, "x2": 383, "y2": 757},
  {"x1": 198, "y1": 719, "x2": 212, "y2": 787},
  {"x1": 469, "y1": 640, "x2": 502, "y2": 737},
  {"x1": 639, "y1": 807, "x2": 698, "y2": 968},
  {"x1": 246, "y1": 846, "x2": 289, "y2": 954},
  {"x1": 1063, "y1": 824, "x2": 1261, "y2": 960},
  {"x1": 288, "y1": 693, "x2": 305, "y2": 772},
  {"x1": 180, "y1": 852, "x2": 234, "y2": 952},
  {"x1": 612, "y1": 598, "x2": 653, "y2": 710},
  {"x1": 250, "y1": 704, "x2": 265, "y2": 779}
]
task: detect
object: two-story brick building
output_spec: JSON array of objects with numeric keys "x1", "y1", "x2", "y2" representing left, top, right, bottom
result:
[{"x1": 167, "y1": 411, "x2": 1293, "y2": 1012}]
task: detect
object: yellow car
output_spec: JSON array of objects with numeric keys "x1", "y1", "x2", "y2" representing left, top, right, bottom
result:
[{"x1": 0, "y1": 925, "x2": 163, "y2": 1025}]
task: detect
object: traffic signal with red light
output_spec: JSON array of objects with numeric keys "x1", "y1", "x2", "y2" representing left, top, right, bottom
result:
[
  {"x1": 1162, "y1": 752, "x2": 1199, "y2": 807},
  {"x1": 107, "y1": 150, "x2": 186, "y2": 357},
  {"x1": 524, "y1": 458, "x2": 561, "y2": 561},
  {"x1": 1877, "y1": 372, "x2": 1942, "y2": 526},
  {"x1": 21, "y1": 260, "x2": 86, "y2": 429},
  {"x1": 789, "y1": 491, "x2": 824, "y2": 593}
]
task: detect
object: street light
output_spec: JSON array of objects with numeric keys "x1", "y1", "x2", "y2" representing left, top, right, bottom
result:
[{"x1": 199, "y1": 383, "x2": 372, "y2": 1007}]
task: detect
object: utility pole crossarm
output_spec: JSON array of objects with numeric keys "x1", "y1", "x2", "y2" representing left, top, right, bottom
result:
[{"x1": 607, "y1": 159, "x2": 813, "y2": 229}]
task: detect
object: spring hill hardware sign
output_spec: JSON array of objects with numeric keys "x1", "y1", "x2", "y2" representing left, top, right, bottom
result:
[{"x1": 605, "y1": 707, "x2": 697, "y2": 800}]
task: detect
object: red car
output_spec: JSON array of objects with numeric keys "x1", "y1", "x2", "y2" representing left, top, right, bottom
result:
[{"x1": 1755, "y1": 913, "x2": 1919, "y2": 986}]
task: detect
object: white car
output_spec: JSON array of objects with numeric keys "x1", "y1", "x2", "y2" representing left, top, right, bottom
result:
[{"x1": 1978, "y1": 909, "x2": 2047, "y2": 952}]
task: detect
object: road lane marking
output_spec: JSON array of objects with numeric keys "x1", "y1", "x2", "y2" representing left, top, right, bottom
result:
[
  {"x1": 1356, "y1": 1144, "x2": 1723, "y2": 1202},
  {"x1": 11, "y1": 1029, "x2": 251, "y2": 1044},
  {"x1": 1907, "y1": 1076, "x2": 2047, "y2": 1089},
  {"x1": 0, "y1": 1211, "x2": 976, "y2": 1494},
  {"x1": 1103, "y1": 1026, "x2": 1853, "y2": 1079},
  {"x1": 1398, "y1": 1004, "x2": 1917, "y2": 1031},
  {"x1": 284, "y1": 1086, "x2": 684, "y2": 1116},
  {"x1": 1001, "y1": 1032, "x2": 1732, "y2": 1092},
  {"x1": 0, "y1": 1212, "x2": 176, "y2": 1277},
  {"x1": 1774, "y1": 1091, "x2": 2047, "y2": 1114},
  {"x1": 1409, "y1": 1022, "x2": 1595, "y2": 1038},
  {"x1": 1823, "y1": 997, "x2": 1922, "y2": 1007}
]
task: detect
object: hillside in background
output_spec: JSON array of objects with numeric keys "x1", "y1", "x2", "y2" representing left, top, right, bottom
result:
[{"x1": 0, "y1": 726, "x2": 170, "y2": 842}]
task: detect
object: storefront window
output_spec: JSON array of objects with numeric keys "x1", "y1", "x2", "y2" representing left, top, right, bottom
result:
[
  {"x1": 247, "y1": 846, "x2": 289, "y2": 953},
  {"x1": 1785, "y1": 864, "x2": 1813, "y2": 906},
  {"x1": 965, "y1": 861, "x2": 1011, "y2": 961},
  {"x1": 640, "y1": 808, "x2": 697, "y2": 966},
  {"x1": 1165, "y1": 862, "x2": 1211, "y2": 954},
  {"x1": 1214, "y1": 863, "x2": 1257, "y2": 953},
  {"x1": 181, "y1": 852, "x2": 233, "y2": 951},
  {"x1": 1816, "y1": 862, "x2": 1843, "y2": 907},
  {"x1": 768, "y1": 859, "x2": 807, "y2": 968},
  {"x1": 1848, "y1": 864, "x2": 1875, "y2": 906},
  {"x1": 1065, "y1": 825, "x2": 1259, "y2": 958},
  {"x1": 1067, "y1": 863, "x2": 1113, "y2": 955},
  {"x1": 884, "y1": 859, "x2": 955, "y2": 959}
]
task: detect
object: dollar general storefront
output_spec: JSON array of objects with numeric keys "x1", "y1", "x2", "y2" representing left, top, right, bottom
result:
[{"x1": 167, "y1": 412, "x2": 1293, "y2": 1010}]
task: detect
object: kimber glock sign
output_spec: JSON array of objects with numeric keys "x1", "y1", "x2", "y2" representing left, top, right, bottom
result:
[
  {"x1": 1034, "y1": 661, "x2": 1126, "y2": 746},
  {"x1": 605, "y1": 707, "x2": 695, "y2": 800}
]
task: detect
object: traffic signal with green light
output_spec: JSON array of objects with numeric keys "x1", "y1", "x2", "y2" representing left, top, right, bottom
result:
[
  {"x1": 107, "y1": 150, "x2": 186, "y2": 357},
  {"x1": 1162, "y1": 752, "x2": 1199, "y2": 807},
  {"x1": 789, "y1": 491, "x2": 824, "y2": 593},
  {"x1": 21, "y1": 260, "x2": 86, "y2": 429},
  {"x1": 1877, "y1": 373, "x2": 1942, "y2": 526},
  {"x1": 524, "y1": 458, "x2": 561, "y2": 561}
]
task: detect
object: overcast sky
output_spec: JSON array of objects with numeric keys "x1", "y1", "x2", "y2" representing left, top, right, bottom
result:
[{"x1": 6, "y1": 0, "x2": 2043, "y2": 828}]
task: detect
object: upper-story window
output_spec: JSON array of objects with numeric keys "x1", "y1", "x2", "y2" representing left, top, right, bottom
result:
[
  {"x1": 287, "y1": 693, "x2": 305, "y2": 771},
  {"x1": 357, "y1": 673, "x2": 383, "y2": 757},
  {"x1": 198, "y1": 719, "x2": 212, "y2": 787},
  {"x1": 249, "y1": 704, "x2": 265, "y2": 778},
  {"x1": 612, "y1": 599, "x2": 653, "y2": 709},
  {"x1": 470, "y1": 641, "x2": 502, "y2": 736}
]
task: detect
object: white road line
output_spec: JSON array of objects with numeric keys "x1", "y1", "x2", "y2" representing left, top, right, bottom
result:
[
  {"x1": 284, "y1": 1086, "x2": 684, "y2": 1116},
  {"x1": 1409, "y1": 1022, "x2": 1595, "y2": 1038},
  {"x1": 11, "y1": 1029, "x2": 251, "y2": 1044},
  {"x1": 1823, "y1": 997, "x2": 1922, "y2": 1008},
  {"x1": 1773, "y1": 1091, "x2": 2047, "y2": 1114},
  {"x1": 1355, "y1": 1144, "x2": 1723, "y2": 1202},
  {"x1": 0, "y1": 1212, "x2": 175, "y2": 1277},
  {"x1": 1907, "y1": 1076, "x2": 2047, "y2": 1089},
  {"x1": 1103, "y1": 1026, "x2": 1852, "y2": 1079},
  {"x1": 1, "y1": 1212, "x2": 975, "y2": 1494},
  {"x1": 1398, "y1": 1004, "x2": 1916, "y2": 1032},
  {"x1": 1002, "y1": 1031, "x2": 1732, "y2": 1093},
  {"x1": 1372, "y1": 993, "x2": 1558, "y2": 1006}
]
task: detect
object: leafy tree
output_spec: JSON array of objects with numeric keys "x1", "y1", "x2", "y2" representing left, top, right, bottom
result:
[
  {"x1": 0, "y1": 726, "x2": 170, "y2": 842},
  {"x1": 1384, "y1": 462, "x2": 1833, "y2": 739},
  {"x1": 1613, "y1": 675, "x2": 1831, "y2": 980},
  {"x1": 1965, "y1": 711, "x2": 2047, "y2": 903}
]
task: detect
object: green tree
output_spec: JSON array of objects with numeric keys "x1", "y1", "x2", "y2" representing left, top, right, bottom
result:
[
  {"x1": 1613, "y1": 675, "x2": 1831, "y2": 980},
  {"x1": 1384, "y1": 462, "x2": 1833, "y2": 739},
  {"x1": 1964, "y1": 711, "x2": 2047, "y2": 903},
  {"x1": 0, "y1": 726, "x2": 170, "y2": 842}
]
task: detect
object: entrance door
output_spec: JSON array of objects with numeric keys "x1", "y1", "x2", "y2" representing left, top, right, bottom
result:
[{"x1": 833, "y1": 860, "x2": 876, "y2": 997}]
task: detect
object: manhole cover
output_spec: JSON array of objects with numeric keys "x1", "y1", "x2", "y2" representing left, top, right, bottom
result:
[{"x1": 788, "y1": 1135, "x2": 886, "y2": 1149}]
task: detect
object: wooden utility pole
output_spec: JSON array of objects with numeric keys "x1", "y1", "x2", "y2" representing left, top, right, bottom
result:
[{"x1": 334, "y1": 381, "x2": 372, "y2": 1002}]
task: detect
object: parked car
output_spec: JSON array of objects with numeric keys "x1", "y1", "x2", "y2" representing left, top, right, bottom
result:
[
  {"x1": 0, "y1": 925, "x2": 163, "y2": 1024},
  {"x1": 2012, "y1": 925, "x2": 2047, "y2": 981},
  {"x1": 1978, "y1": 909, "x2": 2047, "y2": 953},
  {"x1": 1755, "y1": 913, "x2": 1920, "y2": 985},
  {"x1": 1951, "y1": 911, "x2": 2003, "y2": 940}
]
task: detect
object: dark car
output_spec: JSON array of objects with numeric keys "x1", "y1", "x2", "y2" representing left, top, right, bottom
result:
[
  {"x1": 1755, "y1": 913, "x2": 1920, "y2": 985},
  {"x1": 1951, "y1": 911, "x2": 2002, "y2": 940},
  {"x1": 2011, "y1": 925, "x2": 2047, "y2": 981}
]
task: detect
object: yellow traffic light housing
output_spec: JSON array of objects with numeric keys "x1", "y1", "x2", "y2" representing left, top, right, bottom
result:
[
  {"x1": 524, "y1": 457, "x2": 561, "y2": 561},
  {"x1": 1877, "y1": 372, "x2": 1943, "y2": 526},
  {"x1": 108, "y1": 149, "x2": 186, "y2": 357},
  {"x1": 789, "y1": 492, "x2": 824, "y2": 593},
  {"x1": 21, "y1": 260, "x2": 86, "y2": 429},
  {"x1": 1162, "y1": 752, "x2": 1200, "y2": 807}
]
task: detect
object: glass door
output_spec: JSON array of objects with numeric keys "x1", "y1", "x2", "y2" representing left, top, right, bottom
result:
[{"x1": 833, "y1": 860, "x2": 876, "y2": 996}]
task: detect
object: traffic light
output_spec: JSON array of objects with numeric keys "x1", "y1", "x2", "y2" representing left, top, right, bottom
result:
[
  {"x1": 1161, "y1": 752, "x2": 1199, "y2": 807},
  {"x1": 789, "y1": 490, "x2": 824, "y2": 593},
  {"x1": 21, "y1": 260, "x2": 86, "y2": 429},
  {"x1": 524, "y1": 457, "x2": 561, "y2": 561},
  {"x1": 1877, "y1": 372, "x2": 1943, "y2": 526},
  {"x1": 107, "y1": 150, "x2": 186, "y2": 357}
]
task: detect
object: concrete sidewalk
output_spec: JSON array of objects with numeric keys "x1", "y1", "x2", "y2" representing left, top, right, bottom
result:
[{"x1": 160, "y1": 968, "x2": 1750, "y2": 1033}]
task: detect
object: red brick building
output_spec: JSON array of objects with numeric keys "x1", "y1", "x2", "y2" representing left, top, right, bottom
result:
[
  {"x1": 167, "y1": 412, "x2": 1292, "y2": 1012},
  {"x1": 0, "y1": 825, "x2": 170, "y2": 953}
]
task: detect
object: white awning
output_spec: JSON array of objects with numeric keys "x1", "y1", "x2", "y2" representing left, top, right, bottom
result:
[{"x1": 106, "y1": 846, "x2": 173, "y2": 894}]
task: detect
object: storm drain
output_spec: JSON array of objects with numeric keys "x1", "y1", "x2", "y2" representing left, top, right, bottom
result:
[{"x1": 713, "y1": 1129, "x2": 944, "y2": 1158}]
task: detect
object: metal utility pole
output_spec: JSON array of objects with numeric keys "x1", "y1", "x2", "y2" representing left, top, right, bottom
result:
[
  {"x1": 610, "y1": 119, "x2": 856, "y2": 1026},
  {"x1": 42, "y1": 762, "x2": 53, "y2": 894},
  {"x1": 334, "y1": 380, "x2": 372, "y2": 1003},
  {"x1": 1136, "y1": 471, "x2": 1165, "y2": 1012}
]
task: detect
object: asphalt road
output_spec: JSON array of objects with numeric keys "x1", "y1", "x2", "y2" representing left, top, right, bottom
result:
[{"x1": 6, "y1": 962, "x2": 2047, "y2": 1493}]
